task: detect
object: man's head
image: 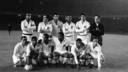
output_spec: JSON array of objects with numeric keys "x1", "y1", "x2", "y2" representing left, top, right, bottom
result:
[
  {"x1": 94, "y1": 15, "x2": 100, "y2": 23},
  {"x1": 80, "y1": 13, "x2": 86, "y2": 21},
  {"x1": 53, "y1": 13, "x2": 59, "y2": 21},
  {"x1": 26, "y1": 13, "x2": 32, "y2": 20},
  {"x1": 65, "y1": 16, "x2": 72, "y2": 22},
  {"x1": 21, "y1": 36, "x2": 27, "y2": 45},
  {"x1": 58, "y1": 32, "x2": 64, "y2": 42},
  {"x1": 31, "y1": 36, "x2": 37, "y2": 45},
  {"x1": 43, "y1": 15, "x2": 48, "y2": 23},
  {"x1": 76, "y1": 38, "x2": 82, "y2": 48},
  {"x1": 92, "y1": 39, "x2": 98, "y2": 46}
]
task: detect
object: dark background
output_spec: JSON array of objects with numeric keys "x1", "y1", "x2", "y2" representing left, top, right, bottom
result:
[{"x1": 0, "y1": 0, "x2": 128, "y2": 33}]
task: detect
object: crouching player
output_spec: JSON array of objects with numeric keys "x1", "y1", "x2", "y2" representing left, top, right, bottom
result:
[
  {"x1": 52, "y1": 32, "x2": 70, "y2": 64},
  {"x1": 73, "y1": 39, "x2": 89, "y2": 67},
  {"x1": 24, "y1": 36, "x2": 39, "y2": 70},
  {"x1": 38, "y1": 34, "x2": 55, "y2": 65},
  {"x1": 87, "y1": 39, "x2": 105, "y2": 69},
  {"x1": 12, "y1": 36, "x2": 28, "y2": 67}
]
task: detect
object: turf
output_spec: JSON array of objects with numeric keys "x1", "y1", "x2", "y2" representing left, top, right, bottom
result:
[{"x1": 0, "y1": 31, "x2": 128, "y2": 72}]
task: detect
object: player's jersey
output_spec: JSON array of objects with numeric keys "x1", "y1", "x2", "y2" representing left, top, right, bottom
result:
[
  {"x1": 21, "y1": 19, "x2": 36, "y2": 34},
  {"x1": 38, "y1": 22, "x2": 52, "y2": 35},
  {"x1": 42, "y1": 40, "x2": 55, "y2": 56},
  {"x1": 63, "y1": 22, "x2": 75, "y2": 42},
  {"x1": 53, "y1": 36, "x2": 69, "y2": 54},
  {"x1": 49, "y1": 20, "x2": 63, "y2": 36},
  {"x1": 75, "y1": 20, "x2": 90, "y2": 36},
  {"x1": 26, "y1": 43, "x2": 37, "y2": 56},
  {"x1": 13, "y1": 42, "x2": 27, "y2": 57},
  {"x1": 63, "y1": 22, "x2": 75, "y2": 37}
]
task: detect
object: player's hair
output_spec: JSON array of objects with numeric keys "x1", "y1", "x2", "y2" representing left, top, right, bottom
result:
[
  {"x1": 54, "y1": 13, "x2": 59, "y2": 15},
  {"x1": 26, "y1": 13, "x2": 31, "y2": 16},
  {"x1": 95, "y1": 15, "x2": 100, "y2": 18},
  {"x1": 31, "y1": 36, "x2": 37, "y2": 41},
  {"x1": 21, "y1": 36, "x2": 27, "y2": 40},
  {"x1": 76, "y1": 38, "x2": 82, "y2": 42},
  {"x1": 80, "y1": 13, "x2": 85, "y2": 16}
]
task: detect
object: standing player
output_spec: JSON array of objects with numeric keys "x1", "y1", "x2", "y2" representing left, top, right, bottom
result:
[
  {"x1": 63, "y1": 16, "x2": 75, "y2": 44},
  {"x1": 12, "y1": 36, "x2": 28, "y2": 67},
  {"x1": 38, "y1": 15, "x2": 52, "y2": 41},
  {"x1": 75, "y1": 13, "x2": 91, "y2": 45},
  {"x1": 49, "y1": 13, "x2": 63, "y2": 37},
  {"x1": 21, "y1": 13, "x2": 36, "y2": 42},
  {"x1": 90, "y1": 15, "x2": 104, "y2": 46}
]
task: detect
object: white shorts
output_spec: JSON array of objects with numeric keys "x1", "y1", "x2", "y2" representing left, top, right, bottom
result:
[
  {"x1": 38, "y1": 34, "x2": 44, "y2": 41},
  {"x1": 12, "y1": 54, "x2": 26, "y2": 65},
  {"x1": 77, "y1": 34, "x2": 91, "y2": 45}
]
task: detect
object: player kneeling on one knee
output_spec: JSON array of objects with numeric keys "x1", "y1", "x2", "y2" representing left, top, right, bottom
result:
[
  {"x1": 87, "y1": 39, "x2": 105, "y2": 69},
  {"x1": 12, "y1": 36, "x2": 28, "y2": 67},
  {"x1": 25, "y1": 36, "x2": 39, "y2": 71}
]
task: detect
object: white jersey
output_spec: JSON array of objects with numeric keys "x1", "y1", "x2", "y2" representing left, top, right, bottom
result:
[
  {"x1": 12, "y1": 42, "x2": 27, "y2": 64},
  {"x1": 53, "y1": 36, "x2": 69, "y2": 54},
  {"x1": 21, "y1": 19, "x2": 36, "y2": 34},
  {"x1": 49, "y1": 20, "x2": 63, "y2": 36},
  {"x1": 26, "y1": 43, "x2": 36, "y2": 56},
  {"x1": 75, "y1": 20, "x2": 90, "y2": 36},
  {"x1": 63, "y1": 22, "x2": 75, "y2": 42},
  {"x1": 38, "y1": 22, "x2": 52, "y2": 40},
  {"x1": 75, "y1": 20, "x2": 90, "y2": 44}
]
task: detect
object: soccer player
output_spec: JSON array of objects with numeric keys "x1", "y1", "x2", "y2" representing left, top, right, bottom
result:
[
  {"x1": 87, "y1": 39, "x2": 104, "y2": 69},
  {"x1": 63, "y1": 16, "x2": 75, "y2": 44},
  {"x1": 49, "y1": 13, "x2": 63, "y2": 37},
  {"x1": 38, "y1": 33, "x2": 55, "y2": 64},
  {"x1": 75, "y1": 13, "x2": 91, "y2": 45},
  {"x1": 90, "y1": 15, "x2": 104, "y2": 46},
  {"x1": 21, "y1": 13, "x2": 36, "y2": 41},
  {"x1": 52, "y1": 32, "x2": 70, "y2": 64},
  {"x1": 38, "y1": 15, "x2": 52, "y2": 40},
  {"x1": 12, "y1": 36, "x2": 28, "y2": 67},
  {"x1": 71, "y1": 38, "x2": 88, "y2": 67},
  {"x1": 25, "y1": 36, "x2": 38, "y2": 70}
]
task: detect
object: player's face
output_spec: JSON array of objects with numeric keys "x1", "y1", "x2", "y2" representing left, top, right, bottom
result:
[
  {"x1": 21, "y1": 38, "x2": 27, "y2": 45},
  {"x1": 53, "y1": 15, "x2": 59, "y2": 21},
  {"x1": 43, "y1": 36, "x2": 49, "y2": 44},
  {"x1": 32, "y1": 40, "x2": 37, "y2": 45},
  {"x1": 94, "y1": 16, "x2": 100, "y2": 23},
  {"x1": 93, "y1": 39, "x2": 98, "y2": 46},
  {"x1": 76, "y1": 41, "x2": 81, "y2": 48},
  {"x1": 80, "y1": 15, "x2": 86, "y2": 21},
  {"x1": 66, "y1": 16, "x2": 72, "y2": 22},
  {"x1": 26, "y1": 14, "x2": 31, "y2": 20},
  {"x1": 43, "y1": 15, "x2": 48, "y2": 22}
]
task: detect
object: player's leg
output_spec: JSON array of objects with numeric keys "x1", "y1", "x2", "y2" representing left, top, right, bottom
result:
[{"x1": 12, "y1": 55, "x2": 22, "y2": 67}]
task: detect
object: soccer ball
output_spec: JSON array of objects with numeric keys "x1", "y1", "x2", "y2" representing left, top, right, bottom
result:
[{"x1": 24, "y1": 65, "x2": 33, "y2": 71}]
